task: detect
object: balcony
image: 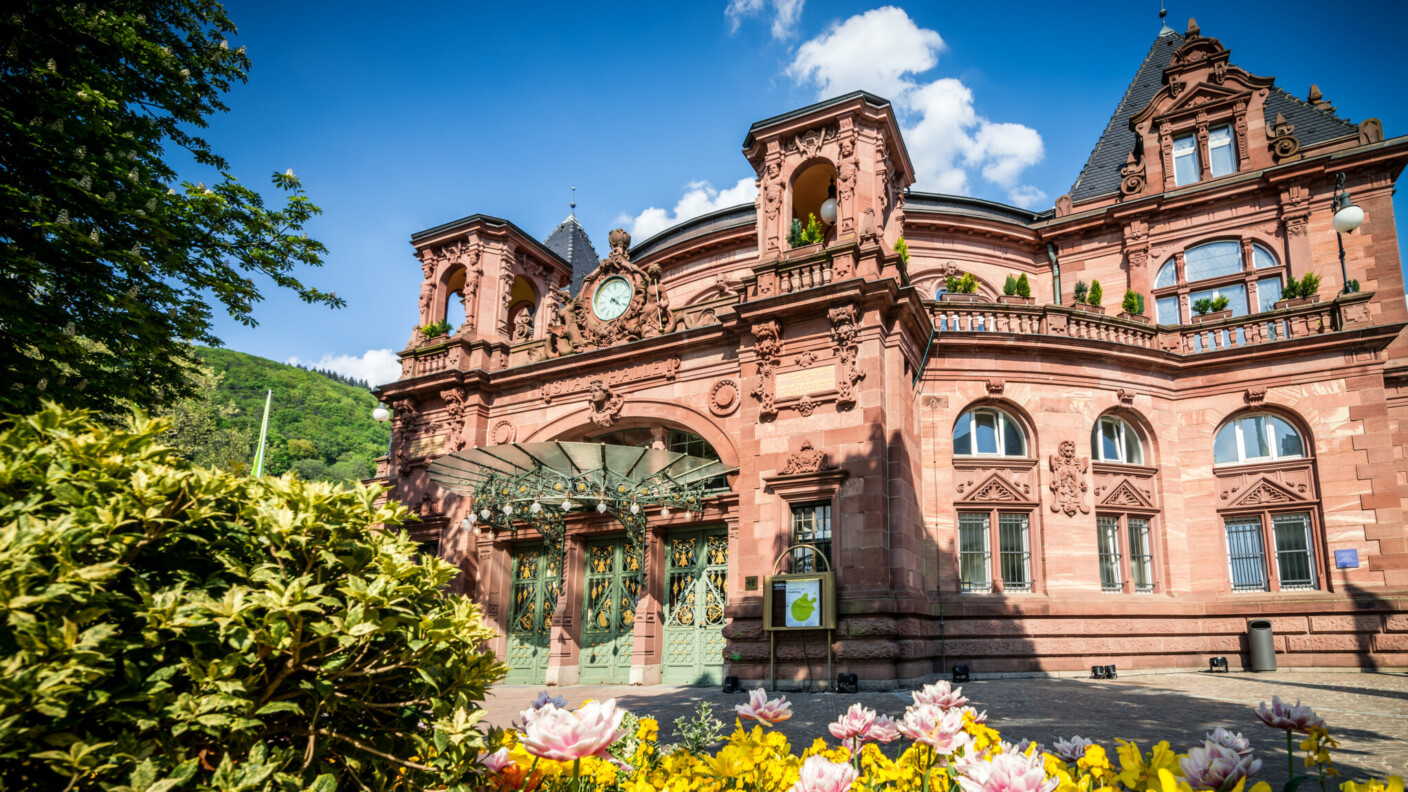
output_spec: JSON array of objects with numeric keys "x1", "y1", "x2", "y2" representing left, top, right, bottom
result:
[{"x1": 929, "y1": 291, "x2": 1374, "y2": 357}]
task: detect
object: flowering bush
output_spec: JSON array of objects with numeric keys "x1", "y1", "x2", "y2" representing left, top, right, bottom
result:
[{"x1": 478, "y1": 682, "x2": 1402, "y2": 792}]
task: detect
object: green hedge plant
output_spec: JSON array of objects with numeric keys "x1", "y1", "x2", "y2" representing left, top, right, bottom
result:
[
  {"x1": 1121, "y1": 289, "x2": 1146, "y2": 315},
  {"x1": 1016, "y1": 273, "x2": 1032, "y2": 298},
  {"x1": 0, "y1": 405, "x2": 505, "y2": 791},
  {"x1": 1087, "y1": 280, "x2": 1103, "y2": 307}
]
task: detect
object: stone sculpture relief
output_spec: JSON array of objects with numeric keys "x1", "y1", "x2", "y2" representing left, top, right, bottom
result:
[
  {"x1": 1267, "y1": 113, "x2": 1301, "y2": 163},
  {"x1": 750, "y1": 320, "x2": 783, "y2": 422},
  {"x1": 440, "y1": 387, "x2": 468, "y2": 452},
  {"x1": 709, "y1": 378, "x2": 740, "y2": 417},
  {"x1": 586, "y1": 379, "x2": 625, "y2": 428},
  {"x1": 829, "y1": 303, "x2": 863, "y2": 411},
  {"x1": 1048, "y1": 440, "x2": 1090, "y2": 517},
  {"x1": 779, "y1": 440, "x2": 834, "y2": 475},
  {"x1": 543, "y1": 229, "x2": 679, "y2": 358}
]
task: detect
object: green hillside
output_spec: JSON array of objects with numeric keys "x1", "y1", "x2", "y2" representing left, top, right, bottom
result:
[{"x1": 178, "y1": 347, "x2": 390, "y2": 482}]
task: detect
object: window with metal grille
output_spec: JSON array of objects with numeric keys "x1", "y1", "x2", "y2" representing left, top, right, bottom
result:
[
  {"x1": 1273, "y1": 513, "x2": 1316, "y2": 590},
  {"x1": 958, "y1": 513, "x2": 990, "y2": 592},
  {"x1": 1128, "y1": 518, "x2": 1153, "y2": 592},
  {"x1": 1224, "y1": 517, "x2": 1268, "y2": 591},
  {"x1": 790, "y1": 502, "x2": 832, "y2": 572},
  {"x1": 998, "y1": 514, "x2": 1030, "y2": 592},
  {"x1": 1097, "y1": 516, "x2": 1122, "y2": 592}
]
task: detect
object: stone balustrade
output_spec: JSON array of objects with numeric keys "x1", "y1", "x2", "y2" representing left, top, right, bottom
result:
[{"x1": 776, "y1": 257, "x2": 834, "y2": 294}]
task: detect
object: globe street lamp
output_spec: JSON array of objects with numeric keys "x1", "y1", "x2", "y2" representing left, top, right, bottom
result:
[
  {"x1": 372, "y1": 404, "x2": 391, "y2": 423},
  {"x1": 1332, "y1": 172, "x2": 1365, "y2": 294},
  {"x1": 819, "y1": 177, "x2": 838, "y2": 225}
]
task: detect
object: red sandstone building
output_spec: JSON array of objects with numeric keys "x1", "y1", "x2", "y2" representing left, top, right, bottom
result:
[{"x1": 373, "y1": 21, "x2": 1408, "y2": 688}]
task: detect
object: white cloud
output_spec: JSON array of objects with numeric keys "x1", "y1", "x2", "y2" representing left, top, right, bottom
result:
[
  {"x1": 786, "y1": 7, "x2": 1046, "y2": 207},
  {"x1": 726, "y1": 0, "x2": 805, "y2": 39},
  {"x1": 618, "y1": 177, "x2": 758, "y2": 242},
  {"x1": 286, "y1": 349, "x2": 401, "y2": 388}
]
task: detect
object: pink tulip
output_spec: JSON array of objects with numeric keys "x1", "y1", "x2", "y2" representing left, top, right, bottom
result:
[
  {"x1": 1254, "y1": 696, "x2": 1324, "y2": 732},
  {"x1": 480, "y1": 747, "x2": 513, "y2": 773},
  {"x1": 829, "y1": 703, "x2": 878, "y2": 742},
  {"x1": 736, "y1": 688, "x2": 793, "y2": 724},
  {"x1": 957, "y1": 750, "x2": 1060, "y2": 792},
  {"x1": 790, "y1": 755, "x2": 861, "y2": 792},
  {"x1": 519, "y1": 699, "x2": 626, "y2": 762},
  {"x1": 1206, "y1": 727, "x2": 1253, "y2": 756},
  {"x1": 1050, "y1": 736, "x2": 1094, "y2": 764},
  {"x1": 1180, "y1": 741, "x2": 1263, "y2": 790},
  {"x1": 867, "y1": 714, "x2": 901, "y2": 744},
  {"x1": 912, "y1": 680, "x2": 969, "y2": 711},
  {"x1": 898, "y1": 704, "x2": 972, "y2": 754}
]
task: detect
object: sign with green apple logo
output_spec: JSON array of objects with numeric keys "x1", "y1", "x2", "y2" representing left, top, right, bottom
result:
[{"x1": 784, "y1": 578, "x2": 822, "y2": 628}]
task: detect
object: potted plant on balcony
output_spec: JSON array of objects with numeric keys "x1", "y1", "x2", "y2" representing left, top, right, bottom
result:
[
  {"x1": 940, "y1": 272, "x2": 983, "y2": 303},
  {"x1": 787, "y1": 213, "x2": 825, "y2": 257},
  {"x1": 419, "y1": 319, "x2": 452, "y2": 341},
  {"x1": 1071, "y1": 279, "x2": 1106, "y2": 315},
  {"x1": 1190, "y1": 295, "x2": 1231, "y2": 323},
  {"x1": 1274, "y1": 272, "x2": 1323, "y2": 309},
  {"x1": 999, "y1": 273, "x2": 1035, "y2": 305},
  {"x1": 1118, "y1": 290, "x2": 1150, "y2": 323}
]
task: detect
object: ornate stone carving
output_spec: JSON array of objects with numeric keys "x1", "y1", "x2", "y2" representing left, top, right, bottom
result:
[
  {"x1": 542, "y1": 229, "x2": 678, "y2": 357},
  {"x1": 1211, "y1": 60, "x2": 1227, "y2": 84},
  {"x1": 763, "y1": 161, "x2": 784, "y2": 253},
  {"x1": 1279, "y1": 184, "x2": 1311, "y2": 238},
  {"x1": 779, "y1": 440, "x2": 834, "y2": 475},
  {"x1": 837, "y1": 137, "x2": 857, "y2": 233},
  {"x1": 859, "y1": 207, "x2": 879, "y2": 245},
  {"x1": 985, "y1": 379, "x2": 1005, "y2": 398},
  {"x1": 1048, "y1": 440, "x2": 1090, "y2": 517},
  {"x1": 1100, "y1": 479, "x2": 1153, "y2": 509},
  {"x1": 586, "y1": 379, "x2": 625, "y2": 428},
  {"x1": 440, "y1": 387, "x2": 468, "y2": 451},
  {"x1": 1168, "y1": 76, "x2": 1186, "y2": 99},
  {"x1": 1359, "y1": 118, "x2": 1384, "y2": 145},
  {"x1": 709, "y1": 378, "x2": 741, "y2": 417},
  {"x1": 1117, "y1": 388, "x2": 1136, "y2": 406},
  {"x1": 795, "y1": 349, "x2": 818, "y2": 367},
  {"x1": 417, "y1": 280, "x2": 435, "y2": 325},
  {"x1": 492, "y1": 419, "x2": 515, "y2": 445},
  {"x1": 1119, "y1": 152, "x2": 1147, "y2": 197},
  {"x1": 459, "y1": 248, "x2": 482, "y2": 335},
  {"x1": 1245, "y1": 387, "x2": 1267, "y2": 406},
  {"x1": 417, "y1": 247, "x2": 438, "y2": 279},
  {"x1": 1231, "y1": 480, "x2": 1298, "y2": 507},
  {"x1": 750, "y1": 320, "x2": 782, "y2": 421},
  {"x1": 1123, "y1": 220, "x2": 1150, "y2": 272},
  {"x1": 829, "y1": 303, "x2": 863, "y2": 411},
  {"x1": 538, "y1": 355, "x2": 681, "y2": 404},
  {"x1": 796, "y1": 395, "x2": 819, "y2": 417},
  {"x1": 1054, "y1": 195, "x2": 1073, "y2": 217},
  {"x1": 789, "y1": 125, "x2": 835, "y2": 159},
  {"x1": 1267, "y1": 113, "x2": 1301, "y2": 163}
]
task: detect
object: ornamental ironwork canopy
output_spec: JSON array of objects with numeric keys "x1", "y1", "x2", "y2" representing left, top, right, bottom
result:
[{"x1": 427, "y1": 441, "x2": 736, "y2": 571}]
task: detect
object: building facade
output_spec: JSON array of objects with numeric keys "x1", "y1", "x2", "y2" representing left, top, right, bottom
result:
[{"x1": 373, "y1": 21, "x2": 1408, "y2": 688}]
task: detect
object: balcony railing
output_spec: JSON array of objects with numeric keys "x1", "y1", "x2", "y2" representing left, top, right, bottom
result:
[{"x1": 930, "y1": 292, "x2": 1372, "y2": 357}]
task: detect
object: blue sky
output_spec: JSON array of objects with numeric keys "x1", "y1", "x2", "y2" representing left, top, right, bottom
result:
[{"x1": 202, "y1": 1, "x2": 1408, "y2": 385}]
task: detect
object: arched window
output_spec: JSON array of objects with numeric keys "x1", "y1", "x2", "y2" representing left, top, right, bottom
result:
[
  {"x1": 1153, "y1": 240, "x2": 1288, "y2": 325},
  {"x1": 954, "y1": 407, "x2": 1026, "y2": 457},
  {"x1": 934, "y1": 281, "x2": 948, "y2": 300},
  {"x1": 1092, "y1": 416, "x2": 1143, "y2": 465},
  {"x1": 1213, "y1": 412, "x2": 1306, "y2": 465}
]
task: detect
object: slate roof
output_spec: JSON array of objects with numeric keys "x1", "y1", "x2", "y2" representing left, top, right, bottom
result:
[
  {"x1": 1067, "y1": 30, "x2": 1358, "y2": 204},
  {"x1": 543, "y1": 213, "x2": 600, "y2": 295}
]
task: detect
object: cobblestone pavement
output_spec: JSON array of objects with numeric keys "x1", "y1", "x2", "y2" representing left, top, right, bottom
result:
[{"x1": 484, "y1": 671, "x2": 1408, "y2": 786}]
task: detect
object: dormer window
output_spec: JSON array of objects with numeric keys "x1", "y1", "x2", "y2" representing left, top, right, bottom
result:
[
  {"x1": 1172, "y1": 134, "x2": 1200, "y2": 186},
  {"x1": 1208, "y1": 125, "x2": 1236, "y2": 177}
]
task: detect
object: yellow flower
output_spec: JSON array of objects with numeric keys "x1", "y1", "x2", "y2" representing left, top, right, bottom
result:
[
  {"x1": 1341, "y1": 777, "x2": 1405, "y2": 792},
  {"x1": 1116, "y1": 739, "x2": 1180, "y2": 792},
  {"x1": 1080, "y1": 744, "x2": 1114, "y2": 782}
]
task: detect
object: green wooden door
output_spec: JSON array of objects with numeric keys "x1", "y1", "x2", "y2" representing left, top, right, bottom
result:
[
  {"x1": 662, "y1": 529, "x2": 728, "y2": 685},
  {"x1": 505, "y1": 546, "x2": 557, "y2": 684},
  {"x1": 579, "y1": 539, "x2": 641, "y2": 685}
]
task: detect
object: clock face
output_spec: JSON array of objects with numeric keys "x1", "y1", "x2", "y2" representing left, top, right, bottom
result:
[{"x1": 593, "y1": 276, "x2": 633, "y2": 321}]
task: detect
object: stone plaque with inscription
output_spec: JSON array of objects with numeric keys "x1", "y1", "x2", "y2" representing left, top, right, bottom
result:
[
  {"x1": 775, "y1": 365, "x2": 835, "y2": 400},
  {"x1": 406, "y1": 434, "x2": 447, "y2": 458}
]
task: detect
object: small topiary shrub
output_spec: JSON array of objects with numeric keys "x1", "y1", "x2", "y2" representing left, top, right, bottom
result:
[
  {"x1": 421, "y1": 319, "x2": 453, "y2": 338},
  {"x1": 946, "y1": 273, "x2": 979, "y2": 294},
  {"x1": 1016, "y1": 273, "x2": 1032, "y2": 298},
  {"x1": 1212, "y1": 294, "x2": 1230, "y2": 312},
  {"x1": 1122, "y1": 289, "x2": 1146, "y2": 315},
  {"x1": 0, "y1": 405, "x2": 505, "y2": 791},
  {"x1": 1003, "y1": 274, "x2": 1018, "y2": 296},
  {"x1": 798, "y1": 213, "x2": 824, "y2": 245},
  {"x1": 787, "y1": 217, "x2": 804, "y2": 248},
  {"x1": 1073, "y1": 280, "x2": 1088, "y2": 304},
  {"x1": 1087, "y1": 280, "x2": 1103, "y2": 307},
  {"x1": 1193, "y1": 297, "x2": 1214, "y2": 315}
]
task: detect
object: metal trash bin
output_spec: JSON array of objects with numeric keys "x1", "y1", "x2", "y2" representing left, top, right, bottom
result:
[{"x1": 1248, "y1": 619, "x2": 1276, "y2": 671}]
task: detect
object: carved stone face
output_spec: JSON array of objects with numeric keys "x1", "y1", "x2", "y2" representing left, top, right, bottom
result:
[
  {"x1": 589, "y1": 381, "x2": 606, "y2": 402},
  {"x1": 1059, "y1": 440, "x2": 1076, "y2": 459}
]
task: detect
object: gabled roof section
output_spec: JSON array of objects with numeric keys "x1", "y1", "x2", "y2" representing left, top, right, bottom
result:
[
  {"x1": 1068, "y1": 31, "x2": 1183, "y2": 203},
  {"x1": 543, "y1": 214, "x2": 601, "y2": 295}
]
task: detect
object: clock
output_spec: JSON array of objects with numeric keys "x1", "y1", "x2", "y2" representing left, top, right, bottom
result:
[{"x1": 592, "y1": 276, "x2": 633, "y2": 321}]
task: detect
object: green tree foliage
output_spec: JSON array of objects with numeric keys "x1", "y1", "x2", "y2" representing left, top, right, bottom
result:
[
  {"x1": 0, "y1": 405, "x2": 505, "y2": 791},
  {"x1": 1073, "y1": 280, "x2": 1088, "y2": 304},
  {"x1": 1087, "y1": 280, "x2": 1103, "y2": 307},
  {"x1": 420, "y1": 320, "x2": 452, "y2": 338},
  {"x1": 786, "y1": 217, "x2": 803, "y2": 248},
  {"x1": 1015, "y1": 273, "x2": 1031, "y2": 299},
  {"x1": 1282, "y1": 272, "x2": 1322, "y2": 301},
  {"x1": 1002, "y1": 274, "x2": 1018, "y2": 296},
  {"x1": 798, "y1": 213, "x2": 824, "y2": 245},
  {"x1": 945, "y1": 273, "x2": 978, "y2": 294},
  {"x1": 157, "y1": 362, "x2": 254, "y2": 473},
  {"x1": 0, "y1": 2, "x2": 343, "y2": 418},
  {"x1": 187, "y1": 347, "x2": 390, "y2": 482},
  {"x1": 1121, "y1": 289, "x2": 1145, "y2": 315},
  {"x1": 893, "y1": 236, "x2": 910, "y2": 264}
]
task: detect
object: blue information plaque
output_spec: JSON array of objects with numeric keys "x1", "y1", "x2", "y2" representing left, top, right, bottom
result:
[{"x1": 1334, "y1": 549, "x2": 1359, "y2": 569}]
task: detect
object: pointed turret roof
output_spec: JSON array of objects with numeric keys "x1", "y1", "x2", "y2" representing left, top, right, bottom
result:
[
  {"x1": 1067, "y1": 27, "x2": 1356, "y2": 204},
  {"x1": 543, "y1": 211, "x2": 600, "y2": 295}
]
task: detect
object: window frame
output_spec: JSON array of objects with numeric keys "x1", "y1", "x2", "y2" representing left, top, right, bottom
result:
[
  {"x1": 1092, "y1": 415, "x2": 1144, "y2": 465},
  {"x1": 953, "y1": 407, "x2": 1028, "y2": 458},
  {"x1": 1207, "y1": 124, "x2": 1237, "y2": 177},
  {"x1": 1172, "y1": 133, "x2": 1201, "y2": 186},
  {"x1": 789, "y1": 501, "x2": 833, "y2": 573},
  {"x1": 1221, "y1": 509, "x2": 1320, "y2": 593},
  {"x1": 1213, "y1": 412, "x2": 1308, "y2": 466},
  {"x1": 1094, "y1": 511, "x2": 1158, "y2": 594},
  {"x1": 957, "y1": 507, "x2": 1033, "y2": 594},
  {"x1": 1151, "y1": 240, "x2": 1288, "y2": 326}
]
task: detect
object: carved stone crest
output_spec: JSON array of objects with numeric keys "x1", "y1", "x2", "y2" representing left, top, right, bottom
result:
[
  {"x1": 829, "y1": 304, "x2": 863, "y2": 411},
  {"x1": 1048, "y1": 440, "x2": 1090, "y2": 517},
  {"x1": 985, "y1": 379, "x2": 1005, "y2": 399},
  {"x1": 492, "y1": 419, "x2": 515, "y2": 445},
  {"x1": 1245, "y1": 387, "x2": 1267, "y2": 406},
  {"x1": 790, "y1": 125, "x2": 835, "y2": 159},
  {"x1": 779, "y1": 440, "x2": 834, "y2": 475},
  {"x1": 586, "y1": 379, "x2": 625, "y2": 427},
  {"x1": 796, "y1": 395, "x2": 819, "y2": 417},
  {"x1": 1117, "y1": 388, "x2": 1136, "y2": 406}
]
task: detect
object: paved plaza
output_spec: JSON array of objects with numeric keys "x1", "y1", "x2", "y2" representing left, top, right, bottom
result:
[{"x1": 484, "y1": 671, "x2": 1408, "y2": 786}]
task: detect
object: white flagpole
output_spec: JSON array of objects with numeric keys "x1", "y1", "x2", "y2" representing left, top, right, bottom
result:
[{"x1": 252, "y1": 389, "x2": 272, "y2": 477}]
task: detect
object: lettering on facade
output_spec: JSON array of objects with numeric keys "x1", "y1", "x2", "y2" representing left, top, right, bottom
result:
[
  {"x1": 538, "y1": 355, "x2": 680, "y2": 404},
  {"x1": 775, "y1": 365, "x2": 835, "y2": 400}
]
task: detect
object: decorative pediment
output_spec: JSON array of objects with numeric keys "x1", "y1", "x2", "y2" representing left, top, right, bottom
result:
[
  {"x1": 1100, "y1": 479, "x2": 1155, "y2": 509},
  {"x1": 956, "y1": 472, "x2": 1034, "y2": 505},
  {"x1": 1156, "y1": 82, "x2": 1247, "y2": 118},
  {"x1": 1228, "y1": 478, "x2": 1304, "y2": 508}
]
